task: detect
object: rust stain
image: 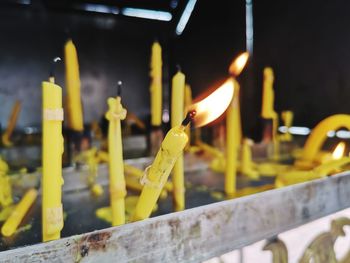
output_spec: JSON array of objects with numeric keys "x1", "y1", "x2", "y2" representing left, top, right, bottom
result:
[{"x1": 78, "y1": 231, "x2": 112, "y2": 258}]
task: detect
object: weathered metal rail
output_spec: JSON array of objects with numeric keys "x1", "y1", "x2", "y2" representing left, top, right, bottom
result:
[{"x1": 1, "y1": 171, "x2": 350, "y2": 263}]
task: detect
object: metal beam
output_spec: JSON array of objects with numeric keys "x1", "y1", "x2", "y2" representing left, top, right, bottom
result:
[{"x1": 1, "y1": 172, "x2": 350, "y2": 262}]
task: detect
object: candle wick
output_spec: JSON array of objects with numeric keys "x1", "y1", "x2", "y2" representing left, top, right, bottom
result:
[
  {"x1": 49, "y1": 57, "x2": 62, "y2": 79},
  {"x1": 182, "y1": 110, "x2": 196, "y2": 126},
  {"x1": 176, "y1": 64, "x2": 182, "y2": 72},
  {"x1": 117, "y1": 81, "x2": 122, "y2": 97}
]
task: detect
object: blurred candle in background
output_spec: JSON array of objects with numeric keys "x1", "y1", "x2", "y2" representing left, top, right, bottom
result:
[
  {"x1": 150, "y1": 41, "x2": 162, "y2": 126},
  {"x1": 2, "y1": 100, "x2": 21, "y2": 146},
  {"x1": 171, "y1": 69, "x2": 186, "y2": 211},
  {"x1": 64, "y1": 39, "x2": 84, "y2": 132}
]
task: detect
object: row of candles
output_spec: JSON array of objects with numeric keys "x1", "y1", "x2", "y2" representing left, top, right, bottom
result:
[{"x1": 1, "y1": 37, "x2": 349, "y2": 242}]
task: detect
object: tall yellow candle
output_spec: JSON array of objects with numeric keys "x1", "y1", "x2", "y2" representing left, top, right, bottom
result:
[
  {"x1": 2, "y1": 188, "x2": 37, "y2": 237},
  {"x1": 64, "y1": 39, "x2": 84, "y2": 132},
  {"x1": 171, "y1": 70, "x2": 186, "y2": 211},
  {"x1": 150, "y1": 41, "x2": 162, "y2": 126},
  {"x1": 225, "y1": 78, "x2": 238, "y2": 196},
  {"x1": 225, "y1": 52, "x2": 249, "y2": 196},
  {"x1": 42, "y1": 81, "x2": 64, "y2": 242},
  {"x1": 105, "y1": 96, "x2": 127, "y2": 226},
  {"x1": 2, "y1": 100, "x2": 21, "y2": 146},
  {"x1": 232, "y1": 79, "x2": 242, "y2": 146}
]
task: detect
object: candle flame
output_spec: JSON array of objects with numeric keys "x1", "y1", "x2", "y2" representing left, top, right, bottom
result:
[
  {"x1": 228, "y1": 52, "x2": 249, "y2": 76},
  {"x1": 189, "y1": 78, "x2": 234, "y2": 127},
  {"x1": 332, "y1": 142, "x2": 346, "y2": 160}
]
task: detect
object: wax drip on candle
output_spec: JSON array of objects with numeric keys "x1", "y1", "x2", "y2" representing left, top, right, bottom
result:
[{"x1": 49, "y1": 57, "x2": 62, "y2": 81}]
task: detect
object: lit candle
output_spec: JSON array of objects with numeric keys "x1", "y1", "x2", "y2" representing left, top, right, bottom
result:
[
  {"x1": 131, "y1": 114, "x2": 191, "y2": 221},
  {"x1": 2, "y1": 100, "x2": 21, "y2": 147},
  {"x1": 171, "y1": 69, "x2": 186, "y2": 211},
  {"x1": 105, "y1": 83, "x2": 127, "y2": 226},
  {"x1": 132, "y1": 81, "x2": 234, "y2": 221},
  {"x1": 276, "y1": 142, "x2": 349, "y2": 187},
  {"x1": 296, "y1": 114, "x2": 350, "y2": 168},
  {"x1": 42, "y1": 75, "x2": 64, "y2": 242},
  {"x1": 225, "y1": 52, "x2": 249, "y2": 197},
  {"x1": 150, "y1": 41, "x2": 162, "y2": 126},
  {"x1": 64, "y1": 39, "x2": 84, "y2": 132},
  {"x1": 1, "y1": 188, "x2": 37, "y2": 237}
]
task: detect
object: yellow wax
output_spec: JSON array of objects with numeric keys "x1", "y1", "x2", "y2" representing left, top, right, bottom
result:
[
  {"x1": 276, "y1": 157, "x2": 350, "y2": 187},
  {"x1": 314, "y1": 157, "x2": 350, "y2": 176},
  {"x1": 232, "y1": 79, "x2": 242, "y2": 146},
  {"x1": 0, "y1": 174, "x2": 13, "y2": 207},
  {"x1": 171, "y1": 70, "x2": 186, "y2": 211},
  {"x1": 280, "y1": 111, "x2": 293, "y2": 142},
  {"x1": 2, "y1": 100, "x2": 21, "y2": 146},
  {"x1": 240, "y1": 138, "x2": 259, "y2": 180},
  {"x1": 225, "y1": 78, "x2": 238, "y2": 197},
  {"x1": 261, "y1": 67, "x2": 277, "y2": 119},
  {"x1": 272, "y1": 115, "x2": 280, "y2": 160},
  {"x1": 150, "y1": 41, "x2": 162, "y2": 126},
  {"x1": 2, "y1": 188, "x2": 37, "y2": 237},
  {"x1": 184, "y1": 84, "x2": 193, "y2": 147},
  {"x1": 64, "y1": 39, "x2": 84, "y2": 132},
  {"x1": 297, "y1": 114, "x2": 350, "y2": 166},
  {"x1": 0, "y1": 158, "x2": 12, "y2": 207},
  {"x1": 132, "y1": 126, "x2": 188, "y2": 221},
  {"x1": 42, "y1": 81, "x2": 64, "y2": 242},
  {"x1": 105, "y1": 97, "x2": 127, "y2": 226}
]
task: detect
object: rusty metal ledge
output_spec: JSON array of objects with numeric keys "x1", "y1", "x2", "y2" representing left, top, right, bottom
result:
[{"x1": 1, "y1": 172, "x2": 350, "y2": 263}]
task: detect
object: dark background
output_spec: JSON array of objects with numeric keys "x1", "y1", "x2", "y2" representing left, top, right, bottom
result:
[{"x1": 1, "y1": 0, "x2": 349, "y2": 140}]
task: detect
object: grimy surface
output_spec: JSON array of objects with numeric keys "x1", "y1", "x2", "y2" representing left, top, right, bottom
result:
[
  {"x1": 0, "y1": 155, "x2": 272, "y2": 253},
  {"x1": 0, "y1": 170, "x2": 349, "y2": 262}
]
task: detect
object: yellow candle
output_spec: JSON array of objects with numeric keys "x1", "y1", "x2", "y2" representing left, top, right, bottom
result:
[
  {"x1": 171, "y1": 70, "x2": 186, "y2": 211},
  {"x1": 225, "y1": 78, "x2": 238, "y2": 196},
  {"x1": 280, "y1": 111, "x2": 293, "y2": 142},
  {"x1": 64, "y1": 39, "x2": 84, "y2": 132},
  {"x1": 2, "y1": 100, "x2": 21, "y2": 146},
  {"x1": 150, "y1": 41, "x2": 162, "y2": 126},
  {"x1": 276, "y1": 157, "x2": 350, "y2": 187},
  {"x1": 105, "y1": 96, "x2": 127, "y2": 226},
  {"x1": 131, "y1": 125, "x2": 188, "y2": 221},
  {"x1": 42, "y1": 81, "x2": 64, "y2": 242},
  {"x1": 232, "y1": 79, "x2": 242, "y2": 146},
  {"x1": 261, "y1": 67, "x2": 277, "y2": 119},
  {"x1": 1, "y1": 188, "x2": 37, "y2": 237},
  {"x1": 240, "y1": 138, "x2": 259, "y2": 179},
  {"x1": 0, "y1": 157, "x2": 12, "y2": 207}
]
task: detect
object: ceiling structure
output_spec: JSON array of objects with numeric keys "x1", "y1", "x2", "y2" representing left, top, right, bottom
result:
[{"x1": 0, "y1": 0, "x2": 198, "y2": 36}]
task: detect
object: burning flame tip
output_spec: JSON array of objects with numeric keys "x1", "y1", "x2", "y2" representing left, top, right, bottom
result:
[
  {"x1": 333, "y1": 142, "x2": 346, "y2": 160},
  {"x1": 190, "y1": 79, "x2": 234, "y2": 127},
  {"x1": 229, "y1": 52, "x2": 249, "y2": 76}
]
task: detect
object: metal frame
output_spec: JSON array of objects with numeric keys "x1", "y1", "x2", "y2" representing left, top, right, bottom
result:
[{"x1": 1, "y1": 171, "x2": 350, "y2": 262}]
